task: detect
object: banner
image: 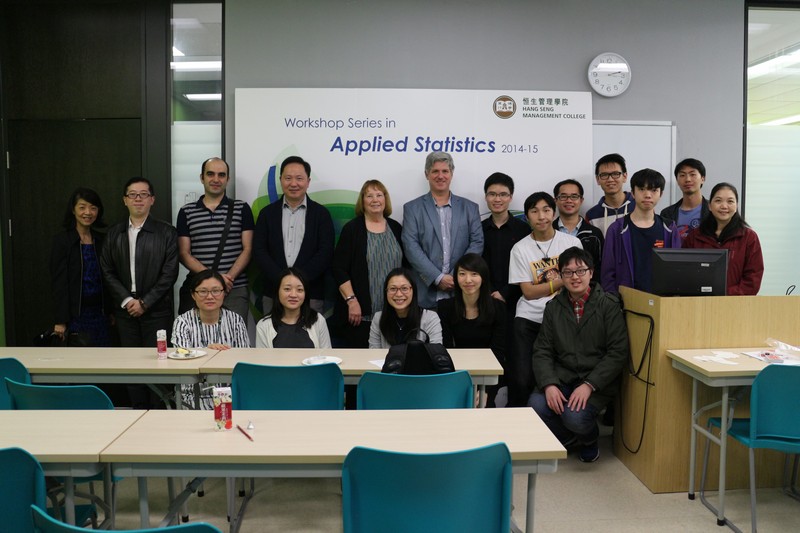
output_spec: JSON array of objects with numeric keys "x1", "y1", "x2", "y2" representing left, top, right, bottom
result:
[{"x1": 234, "y1": 88, "x2": 592, "y2": 221}]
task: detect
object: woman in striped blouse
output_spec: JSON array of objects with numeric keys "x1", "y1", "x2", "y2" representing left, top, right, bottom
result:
[{"x1": 172, "y1": 269, "x2": 250, "y2": 350}]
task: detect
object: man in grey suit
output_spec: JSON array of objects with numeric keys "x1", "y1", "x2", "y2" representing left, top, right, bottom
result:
[{"x1": 402, "y1": 152, "x2": 484, "y2": 309}]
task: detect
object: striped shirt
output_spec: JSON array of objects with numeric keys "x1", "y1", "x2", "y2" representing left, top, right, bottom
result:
[
  {"x1": 171, "y1": 308, "x2": 250, "y2": 348},
  {"x1": 176, "y1": 195, "x2": 255, "y2": 288}
]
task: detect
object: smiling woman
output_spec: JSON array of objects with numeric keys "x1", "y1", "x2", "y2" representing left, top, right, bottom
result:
[
  {"x1": 49, "y1": 187, "x2": 111, "y2": 347},
  {"x1": 368, "y1": 267, "x2": 442, "y2": 349},
  {"x1": 171, "y1": 269, "x2": 249, "y2": 350},
  {"x1": 255, "y1": 267, "x2": 332, "y2": 349}
]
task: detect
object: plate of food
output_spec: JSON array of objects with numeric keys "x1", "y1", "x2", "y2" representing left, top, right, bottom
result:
[
  {"x1": 302, "y1": 355, "x2": 343, "y2": 366},
  {"x1": 168, "y1": 348, "x2": 208, "y2": 360}
]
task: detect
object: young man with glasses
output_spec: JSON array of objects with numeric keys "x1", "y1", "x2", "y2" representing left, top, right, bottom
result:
[
  {"x1": 601, "y1": 168, "x2": 681, "y2": 295},
  {"x1": 100, "y1": 177, "x2": 178, "y2": 408},
  {"x1": 586, "y1": 153, "x2": 635, "y2": 237},
  {"x1": 529, "y1": 246, "x2": 629, "y2": 463},
  {"x1": 553, "y1": 179, "x2": 604, "y2": 283}
]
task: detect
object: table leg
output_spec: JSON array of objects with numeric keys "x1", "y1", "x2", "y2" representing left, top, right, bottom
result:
[
  {"x1": 138, "y1": 477, "x2": 150, "y2": 528},
  {"x1": 524, "y1": 472, "x2": 537, "y2": 532},
  {"x1": 717, "y1": 386, "x2": 729, "y2": 526},
  {"x1": 64, "y1": 475, "x2": 75, "y2": 525},
  {"x1": 688, "y1": 378, "x2": 698, "y2": 499},
  {"x1": 478, "y1": 384, "x2": 486, "y2": 408}
]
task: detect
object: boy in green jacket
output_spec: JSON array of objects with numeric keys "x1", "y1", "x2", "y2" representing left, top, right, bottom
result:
[{"x1": 529, "y1": 247, "x2": 629, "y2": 462}]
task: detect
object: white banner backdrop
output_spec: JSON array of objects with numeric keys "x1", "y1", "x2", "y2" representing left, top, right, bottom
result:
[{"x1": 234, "y1": 88, "x2": 592, "y2": 220}]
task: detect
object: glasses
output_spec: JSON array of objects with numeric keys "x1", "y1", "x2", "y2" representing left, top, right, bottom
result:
[
  {"x1": 560, "y1": 268, "x2": 590, "y2": 278},
  {"x1": 387, "y1": 286, "x2": 412, "y2": 294},
  {"x1": 597, "y1": 171, "x2": 623, "y2": 181},
  {"x1": 194, "y1": 288, "x2": 224, "y2": 298},
  {"x1": 485, "y1": 192, "x2": 511, "y2": 199},
  {"x1": 556, "y1": 194, "x2": 582, "y2": 201},
  {"x1": 125, "y1": 192, "x2": 152, "y2": 199}
]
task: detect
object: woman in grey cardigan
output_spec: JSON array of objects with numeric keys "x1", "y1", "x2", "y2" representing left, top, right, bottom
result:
[{"x1": 369, "y1": 267, "x2": 442, "y2": 348}]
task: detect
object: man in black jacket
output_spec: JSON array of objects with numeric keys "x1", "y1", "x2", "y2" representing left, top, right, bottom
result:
[
  {"x1": 101, "y1": 177, "x2": 178, "y2": 406},
  {"x1": 253, "y1": 156, "x2": 334, "y2": 313}
]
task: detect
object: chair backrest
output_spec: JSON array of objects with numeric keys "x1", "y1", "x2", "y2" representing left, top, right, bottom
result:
[
  {"x1": 357, "y1": 370, "x2": 474, "y2": 410},
  {"x1": 231, "y1": 362, "x2": 344, "y2": 410},
  {"x1": 31, "y1": 504, "x2": 223, "y2": 533},
  {"x1": 0, "y1": 357, "x2": 31, "y2": 409},
  {"x1": 342, "y1": 442, "x2": 512, "y2": 533},
  {"x1": 0, "y1": 448, "x2": 46, "y2": 532},
  {"x1": 750, "y1": 364, "x2": 800, "y2": 445},
  {"x1": 5, "y1": 379, "x2": 113, "y2": 410}
]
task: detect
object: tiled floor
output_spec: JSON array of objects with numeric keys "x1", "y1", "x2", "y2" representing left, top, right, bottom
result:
[{"x1": 110, "y1": 432, "x2": 799, "y2": 532}]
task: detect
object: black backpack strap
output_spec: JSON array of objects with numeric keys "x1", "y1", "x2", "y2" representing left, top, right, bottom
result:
[{"x1": 211, "y1": 197, "x2": 236, "y2": 272}]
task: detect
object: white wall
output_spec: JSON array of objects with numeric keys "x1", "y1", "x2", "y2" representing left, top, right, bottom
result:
[{"x1": 224, "y1": 0, "x2": 744, "y2": 199}]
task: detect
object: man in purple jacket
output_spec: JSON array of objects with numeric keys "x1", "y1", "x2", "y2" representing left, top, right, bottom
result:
[{"x1": 601, "y1": 168, "x2": 681, "y2": 294}]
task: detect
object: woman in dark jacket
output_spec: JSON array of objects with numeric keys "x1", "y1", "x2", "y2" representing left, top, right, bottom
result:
[
  {"x1": 332, "y1": 180, "x2": 404, "y2": 347},
  {"x1": 437, "y1": 253, "x2": 506, "y2": 406},
  {"x1": 50, "y1": 187, "x2": 111, "y2": 346},
  {"x1": 684, "y1": 182, "x2": 764, "y2": 295}
]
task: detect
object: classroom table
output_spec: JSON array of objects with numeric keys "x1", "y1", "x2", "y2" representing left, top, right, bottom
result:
[
  {"x1": 201, "y1": 347, "x2": 503, "y2": 406},
  {"x1": 0, "y1": 409, "x2": 145, "y2": 525},
  {"x1": 1, "y1": 346, "x2": 216, "y2": 408},
  {"x1": 666, "y1": 347, "x2": 768, "y2": 529},
  {"x1": 103, "y1": 407, "x2": 565, "y2": 533}
]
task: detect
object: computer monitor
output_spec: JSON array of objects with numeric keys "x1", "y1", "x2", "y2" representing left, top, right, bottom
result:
[{"x1": 651, "y1": 248, "x2": 728, "y2": 296}]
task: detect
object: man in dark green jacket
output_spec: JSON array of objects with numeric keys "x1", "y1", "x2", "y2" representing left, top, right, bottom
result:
[{"x1": 529, "y1": 246, "x2": 628, "y2": 462}]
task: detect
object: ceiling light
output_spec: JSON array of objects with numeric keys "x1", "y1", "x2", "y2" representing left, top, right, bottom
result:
[
  {"x1": 761, "y1": 114, "x2": 800, "y2": 126},
  {"x1": 748, "y1": 50, "x2": 800, "y2": 79},
  {"x1": 185, "y1": 93, "x2": 222, "y2": 101},
  {"x1": 170, "y1": 61, "x2": 222, "y2": 72}
]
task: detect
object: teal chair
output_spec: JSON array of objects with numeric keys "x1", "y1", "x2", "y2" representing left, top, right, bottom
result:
[
  {"x1": 0, "y1": 357, "x2": 31, "y2": 409},
  {"x1": 228, "y1": 361, "x2": 344, "y2": 531},
  {"x1": 0, "y1": 447, "x2": 46, "y2": 533},
  {"x1": 231, "y1": 362, "x2": 344, "y2": 410},
  {"x1": 5, "y1": 378, "x2": 115, "y2": 528},
  {"x1": 5, "y1": 378, "x2": 114, "y2": 410},
  {"x1": 31, "y1": 504, "x2": 223, "y2": 532},
  {"x1": 356, "y1": 370, "x2": 474, "y2": 410},
  {"x1": 700, "y1": 365, "x2": 800, "y2": 533},
  {"x1": 342, "y1": 443, "x2": 512, "y2": 533}
]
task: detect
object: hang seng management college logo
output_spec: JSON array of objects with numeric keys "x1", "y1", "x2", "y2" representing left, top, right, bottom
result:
[{"x1": 493, "y1": 95, "x2": 516, "y2": 119}]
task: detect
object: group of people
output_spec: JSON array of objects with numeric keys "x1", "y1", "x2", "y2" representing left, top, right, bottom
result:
[{"x1": 49, "y1": 150, "x2": 765, "y2": 460}]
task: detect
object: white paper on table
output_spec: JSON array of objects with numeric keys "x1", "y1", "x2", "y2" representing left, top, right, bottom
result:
[
  {"x1": 694, "y1": 355, "x2": 739, "y2": 365},
  {"x1": 711, "y1": 351, "x2": 740, "y2": 359},
  {"x1": 369, "y1": 359, "x2": 385, "y2": 368}
]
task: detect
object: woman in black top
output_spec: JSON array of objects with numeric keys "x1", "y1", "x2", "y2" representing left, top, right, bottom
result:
[
  {"x1": 437, "y1": 253, "x2": 506, "y2": 405},
  {"x1": 50, "y1": 187, "x2": 111, "y2": 346},
  {"x1": 332, "y1": 180, "x2": 404, "y2": 348}
]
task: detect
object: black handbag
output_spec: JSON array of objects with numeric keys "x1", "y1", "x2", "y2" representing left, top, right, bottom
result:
[{"x1": 381, "y1": 330, "x2": 455, "y2": 375}]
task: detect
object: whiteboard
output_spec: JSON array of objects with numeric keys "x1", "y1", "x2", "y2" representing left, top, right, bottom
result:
[{"x1": 591, "y1": 120, "x2": 676, "y2": 211}]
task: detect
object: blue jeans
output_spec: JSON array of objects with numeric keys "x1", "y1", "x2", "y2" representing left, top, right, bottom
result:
[{"x1": 528, "y1": 384, "x2": 599, "y2": 445}]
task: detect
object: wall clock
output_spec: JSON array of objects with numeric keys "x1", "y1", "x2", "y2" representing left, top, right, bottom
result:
[{"x1": 588, "y1": 52, "x2": 631, "y2": 97}]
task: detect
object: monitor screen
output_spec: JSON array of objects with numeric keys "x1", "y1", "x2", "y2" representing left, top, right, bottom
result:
[{"x1": 651, "y1": 248, "x2": 728, "y2": 296}]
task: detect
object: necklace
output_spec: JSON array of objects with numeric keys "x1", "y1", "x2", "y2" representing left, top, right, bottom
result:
[{"x1": 533, "y1": 234, "x2": 555, "y2": 261}]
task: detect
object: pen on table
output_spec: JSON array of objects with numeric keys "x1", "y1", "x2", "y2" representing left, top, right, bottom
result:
[{"x1": 236, "y1": 424, "x2": 254, "y2": 442}]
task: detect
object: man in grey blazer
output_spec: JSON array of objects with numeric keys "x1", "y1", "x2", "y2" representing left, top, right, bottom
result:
[{"x1": 402, "y1": 152, "x2": 484, "y2": 309}]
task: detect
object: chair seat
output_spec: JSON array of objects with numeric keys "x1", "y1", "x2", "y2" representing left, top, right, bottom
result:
[{"x1": 709, "y1": 417, "x2": 800, "y2": 453}]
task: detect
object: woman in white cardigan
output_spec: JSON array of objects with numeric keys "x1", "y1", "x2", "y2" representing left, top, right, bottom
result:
[
  {"x1": 256, "y1": 268, "x2": 332, "y2": 349},
  {"x1": 369, "y1": 267, "x2": 442, "y2": 349}
]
